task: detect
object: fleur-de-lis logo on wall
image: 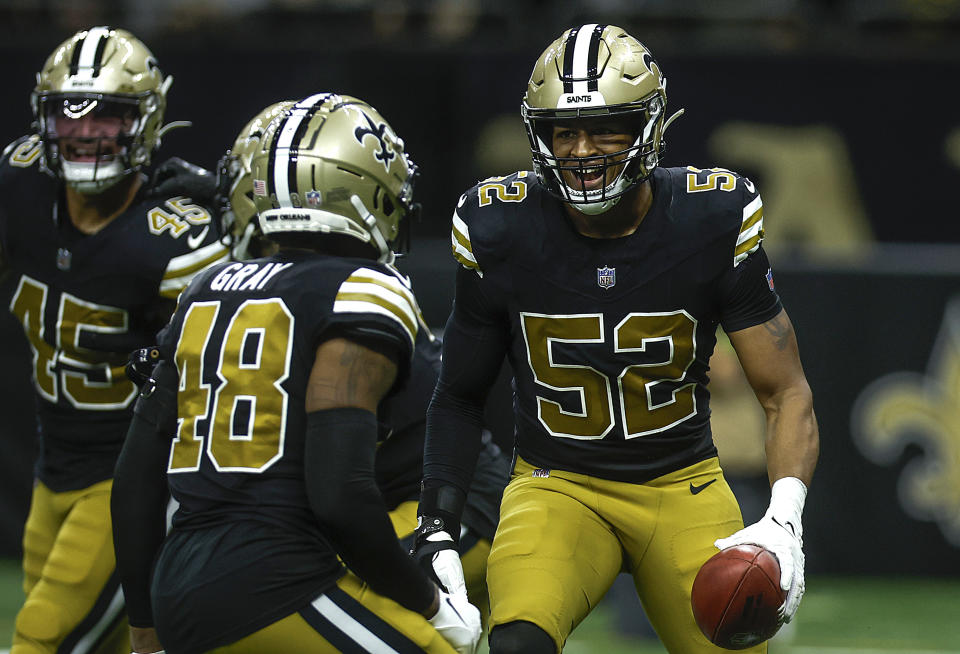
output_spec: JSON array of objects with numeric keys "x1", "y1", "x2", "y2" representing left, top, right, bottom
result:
[
  {"x1": 354, "y1": 113, "x2": 396, "y2": 173},
  {"x1": 852, "y1": 297, "x2": 960, "y2": 546}
]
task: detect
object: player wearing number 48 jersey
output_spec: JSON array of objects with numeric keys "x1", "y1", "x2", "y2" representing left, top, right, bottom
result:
[
  {"x1": 0, "y1": 26, "x2": 227, "y2": 654},
  {"x1": 112, "y1": 94, "x2": 482, "y2": 654},
  {"x1": 414, "y1": 24, "x2": 820, "y2": 654}
]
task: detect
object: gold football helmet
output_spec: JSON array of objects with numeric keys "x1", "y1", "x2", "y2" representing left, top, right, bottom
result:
[
  {"x1": 31, "y1": 26, "x2": 172, "y2": 193},
  {"x1": 218, "y1": 100, "x2": 295, "y2": 260},
  {"x1": 522, "y1": 23, "x2": 683, "y2": 215},
  {"x1": 251, "y1": 93, "x2": 419, "y2": 263}
]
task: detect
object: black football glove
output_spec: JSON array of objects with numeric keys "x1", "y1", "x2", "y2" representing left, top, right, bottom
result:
[
  {"x1": 126, "y1": 346, "x2": 163, "y2": 391},
  {"x1": 148, "y1": 157, "x2": 217, "y2": 202}
]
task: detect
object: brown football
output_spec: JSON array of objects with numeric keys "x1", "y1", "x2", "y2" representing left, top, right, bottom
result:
[{"x1": 691, "y1": 544, "x2": 785, "y2": 649}]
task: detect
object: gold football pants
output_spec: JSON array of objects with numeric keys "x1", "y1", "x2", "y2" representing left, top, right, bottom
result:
[
  {"x1": 208, "y1": 571, "x2": 457, "y2": 653},
  {"x1": 486, "y1": 456, "x2": 767, "y2": 654},
  {"x1": 390, "y1": 500, "x2": 492, "y2": 629},
  {"x1": 14, "y1": 479, "x2": 128, "y2": 654}
]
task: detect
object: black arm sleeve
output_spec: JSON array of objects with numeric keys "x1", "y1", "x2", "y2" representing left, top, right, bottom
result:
[
  {"x1": 111, "y1": 360, "x2": 177, "y2": 628},
  {"x1": 305, "y1": 407, "x2": 436, "y2": 614},
  {"x1": 421, "y1": 266, "x2": 510, "y2": 525}
]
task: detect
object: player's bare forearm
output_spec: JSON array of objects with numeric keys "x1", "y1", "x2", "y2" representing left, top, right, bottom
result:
[
  {"x1": 760, "y1": 383, "x2": 819, "y2": 487},
  {"x1": 728, "y1": 309, "x2": 820, "y2": 487}
]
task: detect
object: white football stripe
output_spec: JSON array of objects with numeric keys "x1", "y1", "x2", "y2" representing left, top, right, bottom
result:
[
  {"x1": 349, "y1": 267, "x2": 417, "y2": 306},
  {"x1": 742, "y1": 194, "x2": 763, "y2": 227},
  {"x1": 337, "y1": 281, "x2": 417, "y2": 327},
  {"x1": 68, "y1": 585, "x2": 124, "y2": 654},
  {"x1": 737, "y1": 220, "x2": 763, "y2": 247},
  {"x1": 75, "y1": 27, "x2": 110, "y2": 79},
  {"x1": 311, "y1": 595, "x2": 400, "y2": 654},
  {"x1": 332, "y1": 300, "x2": 415, "y2": 345},
  {"x1": 571, "y1": 23, "x2": 598, "y2": 95}
]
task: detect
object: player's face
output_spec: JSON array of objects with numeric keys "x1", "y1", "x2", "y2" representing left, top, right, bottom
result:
[
  {"x1": 551, "y1": 117, "x2": 634, "y2": 193},
  {"x1": 45, "y1": 98, "x2": 137, "y2": 162}
]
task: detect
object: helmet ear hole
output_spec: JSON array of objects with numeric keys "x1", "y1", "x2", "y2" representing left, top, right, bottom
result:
[{"x1": 382, "y1": 194, "x2": 395, "y2": 217}]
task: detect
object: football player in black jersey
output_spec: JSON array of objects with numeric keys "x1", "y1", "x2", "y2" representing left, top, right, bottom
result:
[
  {"x1": 0, "y1": 26, "x2": 228, "y2": 654},
  {"x1": 111, "y1": 94, "x2": 483, "y2": 654},
  {"x1": 217, "y1": 100, "x2": 512, "y2": 629},
  {"x1": 412, "y1": 24, "x2": 820, "y2": 654}
]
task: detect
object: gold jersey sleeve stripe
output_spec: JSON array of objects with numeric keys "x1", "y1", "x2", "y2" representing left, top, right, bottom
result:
[
  {"x1": 334, "y1": 268, "x2": 420, "y2": 347},
  {"x1": 451, "y1": 211, "x2": 481, "y2": 276},
  {"x1": 734, "y1": 195, "x2": 764, "y2": 267},
  {"x1": 345, "y1": 268, "x2": 419, "y2": 310},
  {"x1": 160, "y1": 241, "x2": 231, "y2": 298},
  {"x1": 163, "y1": 240, "x2": 231, "y2": 279}
]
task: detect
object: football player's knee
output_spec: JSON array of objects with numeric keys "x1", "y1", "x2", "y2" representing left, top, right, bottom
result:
[
  {"x1": 489, "y1": 621, "x2": 556, "y2": 654},
  {"x1": 15, "y1": 596, "x2": 64, "y2": 648}
]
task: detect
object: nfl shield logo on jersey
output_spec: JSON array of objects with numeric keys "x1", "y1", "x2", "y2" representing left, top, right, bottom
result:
[{"x1": 597, "y1": 266, "x2": 616, "y2": 289}]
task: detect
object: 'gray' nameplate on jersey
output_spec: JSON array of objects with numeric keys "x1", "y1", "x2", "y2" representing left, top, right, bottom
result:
[
  {"x1": 597, "y1": 266, "x2": 616, "y2": 289},
  {"x1": 209, "y1": 262, "x2": 293, "y2": 292}
]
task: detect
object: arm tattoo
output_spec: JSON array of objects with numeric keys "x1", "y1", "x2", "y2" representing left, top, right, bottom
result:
[
  {"x1": 762, "y1": 313, "x2": 791, "y2": 351},
  {"x1": 338, "y1": 345, "x2": 393, "y2": 402}
]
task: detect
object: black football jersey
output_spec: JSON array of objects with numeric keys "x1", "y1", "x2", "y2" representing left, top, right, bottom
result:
[
  {"x1": 158, "y1": 251, "x2": 420, "y2": 529},
  {"x1": 152, "y1": 251, "x2": 421, "y2": 648},
  {"x1": 0, "y1": 135, "x2": 229, "y2": 491},
  {"x1": 451, "y1": 167, "x2": 782, "y2": 483}
]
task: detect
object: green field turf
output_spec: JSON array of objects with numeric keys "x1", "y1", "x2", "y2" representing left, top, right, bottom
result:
[{"x1": 1, "y1": 559, "x2": 957, "y2": 653}]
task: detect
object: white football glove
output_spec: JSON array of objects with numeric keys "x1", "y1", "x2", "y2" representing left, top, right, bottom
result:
[
  {"x1": 715, "y1": 476, "x2": 808, "y2": 624},
  {"x1": 411, "y1": 517, "x2": 468, "y2": 595},
  {"x1": 429, "y1": 588, "x2": 482, "y2": 654},
  {"x1": 423, "y1": 531, "x2": 468, "y2": 595}
]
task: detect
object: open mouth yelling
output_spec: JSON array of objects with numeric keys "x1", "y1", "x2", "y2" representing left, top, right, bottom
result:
[
  {"x1": 562, "y1": 165, "x2": 607, "y2": 193},
  {"x1": 60, "y1": 139, "x2": 118, "y2": 163}
]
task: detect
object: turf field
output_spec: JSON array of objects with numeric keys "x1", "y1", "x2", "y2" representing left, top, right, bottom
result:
[{"x1": 0, "y1": 558, "x2": 957, "y2": 653}]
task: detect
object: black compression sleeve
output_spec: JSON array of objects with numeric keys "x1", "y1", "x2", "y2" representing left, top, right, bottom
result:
[
  {"x1": 305, "y1": 408, "x2": 435, "y2": 614},
  {"x1": 111, "y1": 360, "x2": 177, "y2": 628},
  {"x1": 421, "y1": 268, "x2": 510, "y2": 524}
]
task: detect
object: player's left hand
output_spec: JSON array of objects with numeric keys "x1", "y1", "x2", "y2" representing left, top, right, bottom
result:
[
  {"x1": 411, "y1": 516, "x2": 467, "y2": 595},
  {"x1": 126, "y1": 346, "x2": 162, "y2": 390},
  {"x1": 715, "y1": 476, "x2": 808, "y2": 623},
  {"x1": 148, "y1": 157, "x2": 217, "y2": 202}
]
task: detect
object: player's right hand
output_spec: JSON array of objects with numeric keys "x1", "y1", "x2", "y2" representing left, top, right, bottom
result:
[{"x1": 429, "y1": 588, "x2": 482, "y2": 654}]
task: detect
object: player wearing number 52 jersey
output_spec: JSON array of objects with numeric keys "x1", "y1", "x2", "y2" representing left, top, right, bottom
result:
[
  {"x1": 415, "y1": 24, "x2": 819, "y2": 654},
  {"x1": 112, "y1": 94, "x2": 481, "y2": 654},
  {"x1": 0, "y1": 26, "x2": 227, "y2": 654}
]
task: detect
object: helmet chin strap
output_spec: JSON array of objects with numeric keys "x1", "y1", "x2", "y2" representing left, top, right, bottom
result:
[
  {"x1": 572, "y1": 194, "x2": 623, "y2": 215},
  {"x1": 350, "y1": 194, "x2": 394, "y2": 264}
]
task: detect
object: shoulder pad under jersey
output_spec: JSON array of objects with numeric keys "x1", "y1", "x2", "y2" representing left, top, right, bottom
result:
[
  {"x1": 661, "y1": 165, "x2": 765, "y2": 268},
  {"x1": 451, "y1": 170, "x2": 537, "y2": 277},
  {"x1": 1, "y1": 135, "x2": 44, "y2": 171},
  {"x1": 331, "y1": 263, "x2": 422, "y2": 358}
]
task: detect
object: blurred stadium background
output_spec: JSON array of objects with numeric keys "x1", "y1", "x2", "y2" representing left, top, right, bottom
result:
[{"x1": 2, "y1": 0, "x2": 960, "y2": 651}]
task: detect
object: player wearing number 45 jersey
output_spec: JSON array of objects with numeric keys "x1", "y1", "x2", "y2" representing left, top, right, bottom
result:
[
  {"x1": 413, "y1": 24, "x2": 820, "y2": 654},
  {"x1": 0, "y1": 26, "x2": 227, "y2": 654},
  {"x1": 112, "y1": 94, "x2": 482, "y2": 654}
]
